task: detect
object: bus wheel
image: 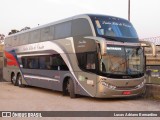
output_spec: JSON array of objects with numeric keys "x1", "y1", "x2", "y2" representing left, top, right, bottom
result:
[
  {"x1": 63, "y1": 80, "x2": 69, "y2": 96},
  {"x1": 17, "y1": 74, "x2": 23, "y2": 87},
  {"x1": 11, "y1": 73, "x2": 17, "y2": 86},
  {"x1": 67, "y1": 78, "x2": 76, "y2": 98}
]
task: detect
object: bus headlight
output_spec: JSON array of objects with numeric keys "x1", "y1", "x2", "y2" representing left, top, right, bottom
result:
[
  {"x1": 136, "y1": 81, "x2": 144, "y2": 88},
  {"x1": 100, "y1": 81, "x2": 116, "y2": 89}
]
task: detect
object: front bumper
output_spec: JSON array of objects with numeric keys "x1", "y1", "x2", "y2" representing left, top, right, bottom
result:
[{"x1": 95, "y1": 84, "x2": 146, "y2": 98}]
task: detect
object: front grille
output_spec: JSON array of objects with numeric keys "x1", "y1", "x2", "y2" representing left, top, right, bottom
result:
[{"x1": 116, "y1": 86, "x2": 136, "y2": 90}]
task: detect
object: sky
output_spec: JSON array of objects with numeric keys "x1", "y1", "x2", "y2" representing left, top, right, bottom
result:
[{"x1": 0, "y1": 0, "x2": 160, "y2": 38}]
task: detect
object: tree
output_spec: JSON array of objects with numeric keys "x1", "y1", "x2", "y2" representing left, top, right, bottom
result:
[
  {"x1": 0, "y1": 34, "x2": 5, "y2": 44},
  {"x1": 20, "y1": 27, "x2": 30, "y2": 31},
  {"x1": 8, "y1": 26, "x2": 31, "y2": 35},
  {"x1": 0, "y1": 34, "x2": 5, "y2": 40},
  {"x1": 8, "y1": 29, "x2": 19, "y2": 35}
]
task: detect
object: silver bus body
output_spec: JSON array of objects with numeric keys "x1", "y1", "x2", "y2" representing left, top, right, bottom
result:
[{"x1": 3, "y1": 14, "x2": 146, "y2": 98}]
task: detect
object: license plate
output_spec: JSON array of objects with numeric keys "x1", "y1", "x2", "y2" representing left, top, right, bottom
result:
[{"x1": 122, "y1": 91, "x2": 131, "y2": 95}]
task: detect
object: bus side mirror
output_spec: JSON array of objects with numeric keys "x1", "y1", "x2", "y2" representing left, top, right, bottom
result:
[
  {"x1": 96, "y1": 38, "x2": 106, "y2": 56},
  {"x1": 84, "y1": 36, "x2": 107, "y2": 56},
  {"x1": 100, "y1": 40, "x2": 107, "y2": 56}
]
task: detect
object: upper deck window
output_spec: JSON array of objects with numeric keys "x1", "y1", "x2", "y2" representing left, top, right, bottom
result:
[
  {"x1": 72, "y1": 18, "x2": 92, "y2": 36},
  {"x1": 55, "y1": 22, "x2": 71, "y2": 39},
  {"x1": 92, "y1": 16, "x2": 138, "y2": 38},
  {"x1": 90, "y1": 15, "x2": 139, "y2": 42}
]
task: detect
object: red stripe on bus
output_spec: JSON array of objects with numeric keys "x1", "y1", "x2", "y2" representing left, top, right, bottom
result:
[{"x1": 4, "y1": 51, "x2": 19, "y2": 66}]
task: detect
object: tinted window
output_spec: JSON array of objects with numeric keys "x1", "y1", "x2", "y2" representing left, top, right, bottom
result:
[
  {"x1": 22, "y1": 57, "x2": 39, "y2": 69},
  {"x1": 29, "y1": 30, "x2": 40, "y2": 43},
  {"x1": 12, "y1": 35, "x2": 19, "y2": 46},
  {"x1": 21, "y1": 54, "x2": 69, "y2": 71},
  {"x1": 50, "y1": 54, "x2": 69, "y2": 70},
  {"x1": 91, "y1": 16, "x2": 138, "y2": 39},
  {"x1": 55, "y1": 22, "x2": 71, "y2": 39},
  {"x1": 72, "y1": 18, "x2": 92, "y2": 36},
  {"x1": 19, "y1": 33, "x2": 29, "y2": 45},
  {"x1": 49, "y1": 25, "x2": 54, "y2": 40},
  {"x1": 22, "y1": 57, "x2": 27, "y2": 68},
  {"x1": 41, "y1": 27, "x2": 50, "y2": 41},
  {"x1": 77, "y1": 52, "x2": 96, "y2": 71},
  {"x1": 86, "y1": 53, "x2": 96, "y2": 70},
  {"x1": 39, "y1": 56, "x2": 50, "y2": 69}
]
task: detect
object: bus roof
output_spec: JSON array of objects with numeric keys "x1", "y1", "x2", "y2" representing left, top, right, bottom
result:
[
  {"x1": 6, "y1": 14, "x2": 89, "y2": 38},
  {"x1": 6, "y1": 14, "x2": 128, "y2": 38}
]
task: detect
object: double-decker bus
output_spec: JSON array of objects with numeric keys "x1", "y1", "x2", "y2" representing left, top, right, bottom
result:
[{"x1": 3, "y1": 14, "x2": 146, "y2": 98}]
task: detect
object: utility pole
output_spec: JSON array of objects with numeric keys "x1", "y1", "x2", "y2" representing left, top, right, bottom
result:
[{"x1": 128, "y1": 0, "x2": 130, "y2": 21}]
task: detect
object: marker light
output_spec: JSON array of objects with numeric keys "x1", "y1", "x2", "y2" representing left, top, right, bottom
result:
[{"x1": 101, "y1": 81, "x2": 116, "y2": 90}]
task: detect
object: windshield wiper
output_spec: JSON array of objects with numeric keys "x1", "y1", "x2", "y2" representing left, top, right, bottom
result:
[
  {"x1": 127, "y1": 69, "x2": 141, "y2": 74},
  {"x1": 102, "y1": 36, "x2": 124, "y2": 43}
]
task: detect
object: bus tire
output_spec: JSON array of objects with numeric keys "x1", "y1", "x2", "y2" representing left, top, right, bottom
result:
[
  {"x1": 17, "y1": 74, "x2": 24, "y2": 87},
  {"x1": 141, "y1": 86, "x2": 147, "y2": 98},
  {"x1": 63, "y1": 79, "x2": 69, "y2": 96},
  {"x1": 68, "y1": 78, "x2": 76, "y2": 98},
  {"x1": 11, "y1": 73, "x2": 17, "y2": 86}
]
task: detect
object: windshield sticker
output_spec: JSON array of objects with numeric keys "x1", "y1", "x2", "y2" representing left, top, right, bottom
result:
[
  {"x1": 95, "y1": 20, "x2": 101, "y2": 28},
  {"x1": 102, "y1": 21, "x2": 111, "y2": 25},
  {"x1": 101, "y1": 21, "x2": 131, "y2": 28},
  {"x1": 107, "y1": 47, "x2": 122, "y2": 50},
  {"x1": 122, "y1": 23, "x2": 131, "y2": 28}
]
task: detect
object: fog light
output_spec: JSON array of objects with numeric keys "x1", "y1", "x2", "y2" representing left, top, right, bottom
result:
[
  {"x1": 108, "y1": 85, "x2": 116, "y2": 89},
  {"x1": 100, "y1": 81, "x2": 116, "y2": 89},
  {"x1": 101, "y1": 81, "x2": 108, "y2": 86},
  {"x1": 136, "y1": 81, "x2": 144, "y2": 88}
]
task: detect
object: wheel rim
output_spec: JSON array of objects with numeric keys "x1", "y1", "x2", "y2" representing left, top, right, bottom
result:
[
  {"x1": 18, "y1": 75, "x2": 22, "y2": 85},
  {"x1": 66, "y1": 81, "x2": 70, "y2": 93},
  {"x1": 12, "y1": 75, "x2": 16, "y2": 84}
]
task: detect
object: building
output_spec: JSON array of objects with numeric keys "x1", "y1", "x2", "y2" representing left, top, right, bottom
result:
[{"x1": 0, "y1": 44, "x2": 4, "y2": 81}]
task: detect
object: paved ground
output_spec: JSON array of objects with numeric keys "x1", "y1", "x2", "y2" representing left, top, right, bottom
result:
[{"x1": 0, "y1": 82, "x2": 160, "y2": 120}]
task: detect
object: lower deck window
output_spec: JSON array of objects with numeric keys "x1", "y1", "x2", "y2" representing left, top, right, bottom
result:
[
  {"x1": 22, "y1": 54, "x2": 69, "y2": 71},
  {"x1": 77, "y1": 52, "x2": 96, "y2": 72}
]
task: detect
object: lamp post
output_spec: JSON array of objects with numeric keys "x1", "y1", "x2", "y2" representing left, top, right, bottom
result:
[{"x1": 128, "y1": 0, "x2": 130, "y2": 21}]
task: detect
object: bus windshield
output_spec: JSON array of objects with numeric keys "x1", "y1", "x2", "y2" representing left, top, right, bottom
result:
[
  {"x1": 92, "y1": 16, "x2": 138, "y2": 39},
  {"x1": 100, "y1": 45, "x2": 144, "y2": 76}
]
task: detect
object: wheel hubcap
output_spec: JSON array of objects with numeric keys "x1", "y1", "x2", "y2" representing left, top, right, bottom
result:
[
  {"x1": 12, "y1": 75, "x2": 16, "y2": 83},
  {"x1": 18, "y1": 77, "x2": 21, "y2": 85},
  {"x1": 67, "y1": 81, "x2": 70, "y2": 92}
]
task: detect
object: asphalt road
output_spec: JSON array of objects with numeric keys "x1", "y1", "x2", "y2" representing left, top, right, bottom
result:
[{"x1": 0, "y1": 82, "x2": 160, "y2": 120}]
